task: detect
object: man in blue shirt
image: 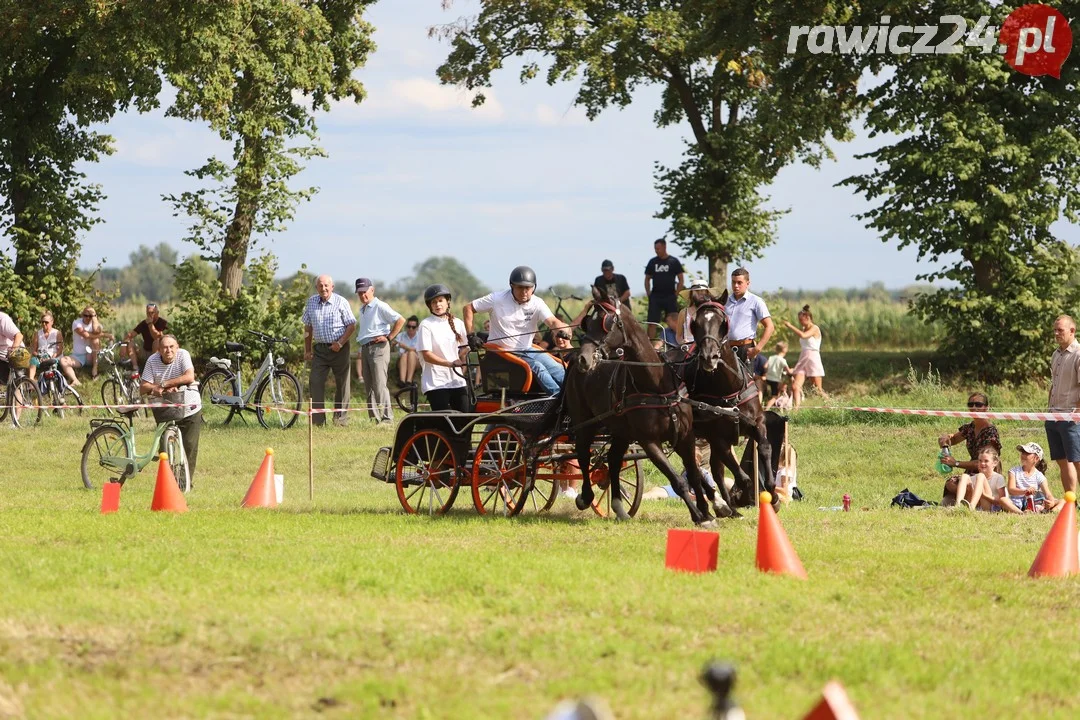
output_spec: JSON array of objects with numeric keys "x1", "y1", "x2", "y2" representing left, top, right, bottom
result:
[
  {"x1": 302, "y1": 275, "x2": 357, "y2": 426},
  {"x1": 356, "y1": 277, "x2": 405, "y2": 424},
  {"x1": 724, "y1": 267, "x2": 774, "y2": 366},
  {"x1": 644, "y1": 239, "x2": 685, "y2": 339}
]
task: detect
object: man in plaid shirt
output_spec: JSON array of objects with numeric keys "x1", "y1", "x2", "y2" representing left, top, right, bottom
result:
[{"x1": 302, "y1": 275, "x2": 356, "y2": 426}]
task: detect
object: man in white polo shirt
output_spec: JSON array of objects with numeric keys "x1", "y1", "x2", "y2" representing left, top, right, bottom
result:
[
  {"x1": 463, "y1": 266, "x2": 569, "y2": 395},
  {"x1": 724, "y1": 267, "x2": 774, "y2": 366},
  {"x1": 356, "y1": 277, "x2": 405, "y2": 425}
]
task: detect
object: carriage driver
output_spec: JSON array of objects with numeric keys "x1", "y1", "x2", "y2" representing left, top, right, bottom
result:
[{"x1": 463, "y1": 266, "x2": 569, "y2": 395}]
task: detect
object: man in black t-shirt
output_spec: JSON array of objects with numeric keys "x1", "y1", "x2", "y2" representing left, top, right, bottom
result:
[
  {"x1": 644, "y1": 239, "x2": 685, "y2": 338},
  {"x1": 126, "y1": 303, "x2": 168, "y2": 364},
  {"x1": 592, "y1": 259, "x2": 631, "y2": 307}
]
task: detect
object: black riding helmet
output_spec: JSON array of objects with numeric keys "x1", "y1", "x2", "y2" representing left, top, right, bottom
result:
[
  {"x1": 423, "y1": 283, "x2": 453, "y2": 307},
  {"x1": 509, "y1": 265, "x2": 536, "y2": 288}
]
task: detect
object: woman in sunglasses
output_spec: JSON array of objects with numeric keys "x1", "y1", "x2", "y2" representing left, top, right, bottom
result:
[
  {"x1": 937, "y1": 391, "x2": 1002, "y2": 506},
  {"x1": 394, "y1": 315, "x2": 421, "y2": 387}
]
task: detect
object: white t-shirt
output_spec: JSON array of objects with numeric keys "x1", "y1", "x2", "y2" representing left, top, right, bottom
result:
[
  {"x1": 471, "y1": 289, "x2": 554, "y2": 351},
  {"x1": 416, "y1": 316, "x2": 467, "y2": 393},
  {"x1": 396, "y1": 330, "x2": 419, "y2": 356},
  {"x1": 71, "y1": 318, "x2": 93, "y2": 356},
  {"x1": 36, "y1": 328, "x2": 60, "y2": 357},
  {"x1": 0, "y1": 311, "x2": 19, "y2": 359},
  {"x1": 1008, "y1": 466, "x2": 1046, "y2": 494},
  {"x1": 985, "y1": 472, "x2": 1006, "y2": 494},
  {"x1": 765, "y1": 354, "x2": 790, "y2": 382},
  {"x1": 142, "y1": 349, "x2": 202, "y2": 418}
]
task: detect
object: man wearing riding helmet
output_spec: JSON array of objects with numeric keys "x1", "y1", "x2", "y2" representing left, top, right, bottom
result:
[
  {"x1": 417, "y1": 284, "x2": 470, "y2": 413},
  {"x1": 463, "y1": 266, "x2": 569, "y2": 395}
]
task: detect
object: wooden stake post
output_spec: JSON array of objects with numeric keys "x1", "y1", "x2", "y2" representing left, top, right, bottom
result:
[{"x1": 308, "y1": 397, "x2": 314, "y2": 502}]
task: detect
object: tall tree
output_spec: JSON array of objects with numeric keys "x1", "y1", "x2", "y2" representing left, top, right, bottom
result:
[
  {"x1": 0, "y1": 0, "x2": 161, "y2": 323},
  {"x1": 163, "y1": 0, "x2": 377, "y2": 297},
  {"x1": 842, "y1": 1, "x2": 1080, "y2": 382},
  {"x1": 435, "y1": 1, "x2": 865, "y2": 286},
  {"x1": 394, "y1": 256, "x2": 491, "y2": 302}
]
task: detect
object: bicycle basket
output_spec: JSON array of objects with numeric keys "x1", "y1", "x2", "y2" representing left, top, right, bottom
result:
[{"x1": 151, "y1": 391, "x2": 190, "y2": 423}]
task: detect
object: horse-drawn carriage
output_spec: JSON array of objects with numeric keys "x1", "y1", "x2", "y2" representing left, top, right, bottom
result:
[{"x1": 370, "y1": 343, "x2": 647, "y2": 517}]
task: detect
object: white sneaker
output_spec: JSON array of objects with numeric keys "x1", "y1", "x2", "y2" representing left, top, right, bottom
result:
[{"x1": 561, "y1": 487, "x2": 579, "y2": 500}]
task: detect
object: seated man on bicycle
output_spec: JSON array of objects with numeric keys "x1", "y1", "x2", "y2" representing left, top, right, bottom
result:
[
  {"x1": 139, "y1": 334, "x2": 202, "y2": 484},
  {"x1": 0, "y1": 309, "x2": 24, "y2": 386},
  {"x1": 463, "y1": 266, "x2": 569, "y2": 396}
]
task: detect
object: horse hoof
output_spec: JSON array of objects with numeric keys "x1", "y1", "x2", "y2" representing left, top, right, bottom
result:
[
  {"x1": 697, "y1": 519, "x2": 719, "y2": 530},
  {"x1": 575, "y1": 495, "x2": 592, "y2": 511},
  {"x1": 714, "y1": 503, "x2": 733, "y2": 519}
]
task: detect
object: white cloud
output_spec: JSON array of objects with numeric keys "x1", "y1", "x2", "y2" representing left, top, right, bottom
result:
[
  {"x1": 535, "y1": 103, "x2": 588, "y2": 126},
  {"x1": 389, "y1": 77, "x2": 504, "y2": 120}
]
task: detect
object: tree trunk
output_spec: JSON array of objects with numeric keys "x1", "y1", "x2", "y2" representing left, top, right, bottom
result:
[
  {"x1": 708, "y1": 255, "x2": 727, "y2": 290},
  {"x1": 218, "y1": 134, "x2": 264, "y2": 297}
]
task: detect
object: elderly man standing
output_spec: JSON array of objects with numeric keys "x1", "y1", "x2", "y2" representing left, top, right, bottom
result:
[
  {"x1": 356, "y1": 277, "x2": 405, "y2": 425},
  {"x1": 140, "y1": 334, "x2": 202, "y2": 484},
  {"x1": 1047, "y1": 315, "x2": 1080, "y2": 494},
  {"x1": 302, "y1": 275, "x2": 356, "y2": 427}
]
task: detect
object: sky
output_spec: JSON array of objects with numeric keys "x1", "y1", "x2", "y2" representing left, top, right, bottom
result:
[{"x1": 59, "y1": 1, "x2": 1076, "y2": 295}]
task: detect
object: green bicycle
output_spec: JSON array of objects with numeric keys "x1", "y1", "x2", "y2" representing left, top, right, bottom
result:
[{"x1": 80, "y1": 405, "x2": 190, "y2": 492}]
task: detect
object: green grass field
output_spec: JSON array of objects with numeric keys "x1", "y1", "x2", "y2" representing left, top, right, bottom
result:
[{"x1": 2, "y1": 357, "x2": 1078, "y2": 718}]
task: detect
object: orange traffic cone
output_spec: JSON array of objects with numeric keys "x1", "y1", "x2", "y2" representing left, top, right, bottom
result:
[
  {"x1": 756, "y1": 491, "x2": 806, "y2": 579},
  {"x1": 151, "y1": 453, "x2": 188, "y2": 513},
  {"x1": 241, "y1": 448, "x2": 278, "y2": 508},
  {"x1": 1028, "y1": 491, "x2": 1078, "y2": 578},
  {"x1": 802, "y1": 681, "x2": 860, "y2": 720}
]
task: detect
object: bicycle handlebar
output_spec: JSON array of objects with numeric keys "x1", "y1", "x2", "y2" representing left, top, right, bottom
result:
[{"x1": 246, "y1": 329, "x2": 290, "y2": 344}]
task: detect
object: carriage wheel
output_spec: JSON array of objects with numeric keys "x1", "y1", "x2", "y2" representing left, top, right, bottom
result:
[
  {"x1": 527, "y1": 436, "x2": 571, "y2": 514},
  {"x1": 395, "y1": 430, "x2": 460, "y2": 515},
  {"x1": 588, "y1": 444, "x2": 644, "y2": 519},
  {"x1": 471, "y1": 426, "x2": 531, "y2": 516}
]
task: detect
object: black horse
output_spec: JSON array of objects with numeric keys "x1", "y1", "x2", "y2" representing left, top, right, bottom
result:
[
  {"x1": 682, "y1": 294, "x2": 777, "y2": 510},
  {"x1": 543, "y1": 293, "x2": 720, "y2": 527}
]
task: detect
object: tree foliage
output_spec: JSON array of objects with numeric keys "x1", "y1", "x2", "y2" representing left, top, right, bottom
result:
[
  {"x1": 163, "y1": 0, "x2": 377, "y2": 297},
  {"x1": 393, "y1": 256, "x2": 491, "y2": 303},
  {"x1": 842, "y1": 1, "x2": 1080, "y2": 383},
  {"x1": 434, "y1": 1, "x2": 865, "y2": 285},
  {"x1": 0, "y1": 0, "x2": 162, "y2": 326}
]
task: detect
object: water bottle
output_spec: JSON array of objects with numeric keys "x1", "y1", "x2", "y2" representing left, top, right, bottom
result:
[{"x1": 935, "y1": 446, "x2": 953, "y2": 475}]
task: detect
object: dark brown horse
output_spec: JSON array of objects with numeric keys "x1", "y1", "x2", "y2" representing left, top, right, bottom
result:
[
  {"x1": 683, "y1": 295, "x2": 777, "y2": 510},
  {"x1": 551, "y1": 294, "x2": 719, "y2": 527}
]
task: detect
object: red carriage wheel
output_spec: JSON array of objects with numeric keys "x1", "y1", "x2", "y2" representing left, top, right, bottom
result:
[
  {"x1": 395, "y1": 430, "x2": 460, "y2": 515},
  {"x1": 524, "y1": 434, "x2": 569, "y2": 514},
  {"x1": 587, "y1": 443, "x2": 645, "y2": 519},
  {"x1": 471, "y1": 426, "x2": 531, "y2": 516}
]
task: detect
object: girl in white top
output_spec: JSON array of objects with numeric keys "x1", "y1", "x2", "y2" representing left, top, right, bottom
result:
[
  {"x1": 1003, "y1": 442, "x2": 1064, "y2": 514},
  {"x1": 416, "y1": 284, "x2": 470, "y2": 413},
  {"x1": 782, "y1": 305, "x2": 828, "y2": 410},
  {"x1": 394, "y1": 315, "x2": 421, "y2": 387},
  {"x1": 28, "y1": 311, "x2": 63, "y2": 381},
  {"x1": 955, "y1": 447, "x2": 1005, "y2": 511}
]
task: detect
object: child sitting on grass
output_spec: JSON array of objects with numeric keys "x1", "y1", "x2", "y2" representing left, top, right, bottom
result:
[
  {"x1": 955, "y1": 447, "x2": 1003, "y2": 511},
  {"x1": 1001, "y1": 442, "x2": 1065, "y2": 514},
  {"x1": 773, "y1": 442, "x2": 799, "y2": 503}
]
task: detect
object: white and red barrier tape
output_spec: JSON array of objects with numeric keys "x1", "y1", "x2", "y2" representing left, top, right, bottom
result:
[{"x1": 846, "y1": 407, "x2": 1080, "y2": 421}]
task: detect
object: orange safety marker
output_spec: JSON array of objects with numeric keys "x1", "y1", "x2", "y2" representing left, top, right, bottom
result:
[
  {"x1": 101, "y1": 482, "x2": 121, "y2": 514},
  {"x1": 756, "y1": 492, "x2": 807, "y2": 579},
  {"x1": 802, "y1": 681, "x2": 860, "y2": 720},
  {"x1": 1029, "y1": 491, "x2": 1079, "y2": 578},
  {"x1": 150, "y1": 453, "x2": 188, "y2": 513},
  {"x1": 665, "y1": 529, "x2": 719, "y2": 573},
  {"x1": 241, "y1": 448, "x2": 278, "y2": 509}
]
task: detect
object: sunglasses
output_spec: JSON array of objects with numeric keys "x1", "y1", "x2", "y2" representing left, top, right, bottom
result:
[
  {"x1": 82, "y1": 314, "x2": 94, "y2": 319},
  {"x1": 406, "y1": 324, "x2": 418, "y2": 329},
  {"x1": 967, "y1": 402, "x2": 987, "y2": 409}
]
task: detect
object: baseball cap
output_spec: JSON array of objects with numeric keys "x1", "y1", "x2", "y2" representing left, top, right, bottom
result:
[
  {"x1": 1016, "y1": 442, "x2": 1044, "y2": 460},
  {"x1": 355, "y1": 278, "x2": 372, "y2": 293},
  {"x1": 601, "y1": 259, "x2": 614, "y2": 270}
]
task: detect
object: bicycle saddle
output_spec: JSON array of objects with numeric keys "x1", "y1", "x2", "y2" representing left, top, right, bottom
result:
[{"x1": 225, "y1": 342, "x2": 246, "y2": 353}]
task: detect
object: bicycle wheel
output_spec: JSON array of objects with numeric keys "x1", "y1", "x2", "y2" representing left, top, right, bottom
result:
[
  {"x1": 0, "y1": 383, "x2": 7, "y2": 423},
  {"x1": 11, "y1": 377, "x2": 42, "y2": 428},
  {"x1": 199, "y1": 369, "x2": 238, "y2": 426},
  {"x1": 254, "y1": 369, "x2": 301, "y2": 429},
  {"x1": 81, "y1": 424, "x2": 132, "y2": 489},
  {"x1": 164, "y1": 426, "x2": 191, "y2": 493},
  {"x1": 65, "y1": 384, "x2": 85, "y2": 416},
  {"x1": 101, "y1": 378, "x2": 123, "y2": 414}
]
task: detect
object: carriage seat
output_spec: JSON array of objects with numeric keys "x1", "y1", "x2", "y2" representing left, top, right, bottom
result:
[{"x1": 479, "y1": 343, "x2": 566, "y2": 395}]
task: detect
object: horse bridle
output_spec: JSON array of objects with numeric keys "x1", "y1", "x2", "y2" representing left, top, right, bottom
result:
[
  {"x1": 586, "y1": 300, "x2": 626, "y2": 359},
  {"x1": 692, "y1": 301, "x2": 744, "y2": 378}
]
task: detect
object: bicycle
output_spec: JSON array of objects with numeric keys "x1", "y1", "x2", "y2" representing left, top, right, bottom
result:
[
  {"x1": 200, "y1": 329, "x2": 302, "y2": 429},
  {"x1": 0, "y1": 352, "x2": 43, "y2": 428},
  {"x1": 34, "y1": 346, "x2": 83, "y2": 418},
  {"x1": 548, "y1": 288, "x2": 584, "y2": 325},
  {"x1": 80, "y1": 402, "x2": 190, "y2": 491},
  {"x1": 99, "y1": 341, "x2": 146, "y2": 416}
]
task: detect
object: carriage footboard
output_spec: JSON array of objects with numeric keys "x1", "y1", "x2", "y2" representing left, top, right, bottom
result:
[{"x1": 370, "y1": 446, "x2": 393, "y2": 482}]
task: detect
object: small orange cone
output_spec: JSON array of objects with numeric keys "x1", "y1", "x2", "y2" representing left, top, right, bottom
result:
[
  {"x1": 101, "y1": 482, "x2": 121, "y2": 514},
  {"x1": 756, "y1": 492, "x2": 807, "y2": 579},
  {"x1": 151, "y1": 453, "x2": 188, "y2": 513},
  {"x1": 802, "y1": 681, "x2": 860, "y2": 720},
  {"x1": 665, "y1": 529, "x2": 719, "y2": 573},
  {"x1": 241, "y1": 448, "x2": 278, "y2": 509},
  {"x1": 1028, "y1": 491, "x2": 1079, "y2": 578}
]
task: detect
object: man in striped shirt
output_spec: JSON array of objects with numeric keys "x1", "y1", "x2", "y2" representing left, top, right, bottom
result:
[
  {"x1": 140, "y1": 334, "x2": 202, "y2": 482},
  {"x1": 302, "y1": 275, "x2": 356, "y2": 426}
]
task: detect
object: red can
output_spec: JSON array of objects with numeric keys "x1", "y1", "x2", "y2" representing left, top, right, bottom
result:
[
  {"x1": 1026, "y1": 494, "x2": 1036, "y2": 513},
  {"x1": 842, "y1": 494, "x2": 851, "y2": 512}
]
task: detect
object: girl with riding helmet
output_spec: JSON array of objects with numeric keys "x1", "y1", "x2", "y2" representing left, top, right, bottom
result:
[{"x1": 417, "y1": 284, "x2": 470, "y2": 412}]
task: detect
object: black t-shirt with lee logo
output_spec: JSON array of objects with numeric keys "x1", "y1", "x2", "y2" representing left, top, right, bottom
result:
[{"x1": 644, "y1": 255, "x2": 683, "y2": 296}]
